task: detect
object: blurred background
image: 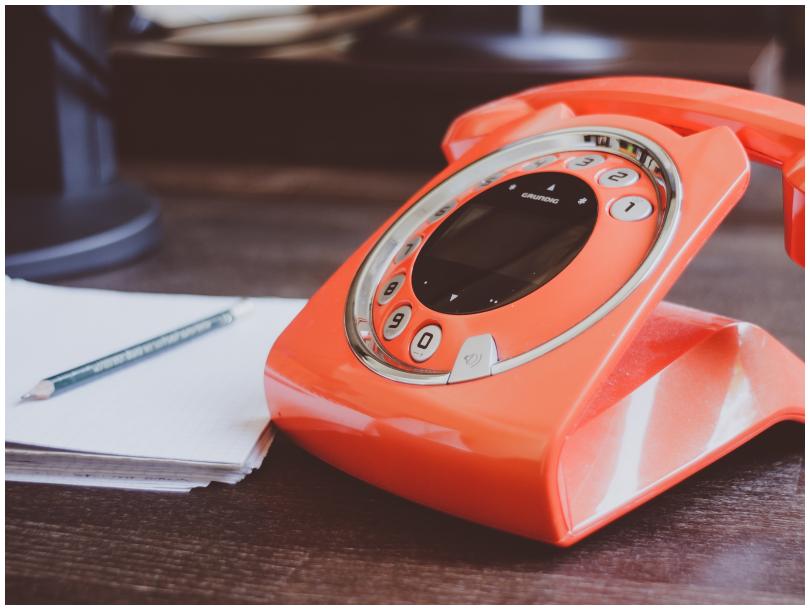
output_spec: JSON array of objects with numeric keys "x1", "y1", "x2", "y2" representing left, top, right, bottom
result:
[
  {"x1": 6, "y1": 7, "x2": 806, "y2": 604},
  {"x1": 5, "y1": 6, "x2": 805, "y2": 342}
]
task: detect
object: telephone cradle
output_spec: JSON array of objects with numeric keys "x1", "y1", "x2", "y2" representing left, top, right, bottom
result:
[{"x1": 265, "y1": 77, "x2": 805, "y2": 546}]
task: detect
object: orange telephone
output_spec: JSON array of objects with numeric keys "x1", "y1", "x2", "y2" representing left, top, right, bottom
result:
[{"x1": 265, "y1": 77, "x2": 804, "y2": 546}]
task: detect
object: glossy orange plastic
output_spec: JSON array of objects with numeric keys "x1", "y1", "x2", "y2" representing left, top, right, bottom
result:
[{"x1": 265, "y1": 78, "x2": 805, "y2": 545}]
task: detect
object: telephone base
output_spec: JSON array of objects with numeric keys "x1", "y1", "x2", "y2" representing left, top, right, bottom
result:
[{"x1": 556, "y1": 301, "x2": 804, "y2": 545}]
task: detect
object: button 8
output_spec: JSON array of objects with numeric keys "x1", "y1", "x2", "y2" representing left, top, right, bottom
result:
[{"x1": 377, "y1": 273, "x2": 405, "y2": 305}]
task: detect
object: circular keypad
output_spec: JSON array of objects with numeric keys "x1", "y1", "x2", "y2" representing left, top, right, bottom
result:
[{"x1": 367, "y1": 144, "x2": 662, "y2": 373}]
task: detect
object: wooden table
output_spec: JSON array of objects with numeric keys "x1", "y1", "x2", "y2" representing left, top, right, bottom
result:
[{"x1": 6, "y1": 162, "x2": 804, "y2": 603}]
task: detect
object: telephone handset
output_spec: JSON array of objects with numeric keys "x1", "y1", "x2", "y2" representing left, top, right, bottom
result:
[{"x1": 265, "y1": 78, "x2": 805, "y2": 545}]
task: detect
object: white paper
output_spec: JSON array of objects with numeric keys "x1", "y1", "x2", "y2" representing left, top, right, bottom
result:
[{"x1": 5, "y1": 279, "x2": 305, "y2": 487}]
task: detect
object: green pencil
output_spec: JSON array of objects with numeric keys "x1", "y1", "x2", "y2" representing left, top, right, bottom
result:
[{"x1": 20, "y1": 299, "x2": 253, "y2": 401}]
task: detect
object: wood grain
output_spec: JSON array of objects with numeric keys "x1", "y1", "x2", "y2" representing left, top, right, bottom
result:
[{"x1": 6, "y1": 162, "x2": 804, "y2": 603}]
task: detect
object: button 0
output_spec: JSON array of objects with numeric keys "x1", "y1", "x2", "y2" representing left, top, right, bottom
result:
[
  {"x1": 394, "y1": 236, "x2": 422, "y2": 263},
  {"x1": 410, "y1": 324, "x2": 442, "y2": 362},
  {"x1": 566, "y1": 154, "x2": 605, "y2": 170},
  {"x1": 382, "y1": 305, "x2": 412, "y2": 340},
  {"x1": 522, "y1": 155, "x2": 557, "y2": 171},
  {"x1": 377, "y1": 273, "x2": 405, "y2": 305},
  {"x1": 609, "y1": 196, "x2": 653, "y2": 221},
  {"x1": 599, "y1": 167, "x2": 639, "y2": 187},
  {"x1": 448, "y1": 334, "x2": 498, "y2": 383}
]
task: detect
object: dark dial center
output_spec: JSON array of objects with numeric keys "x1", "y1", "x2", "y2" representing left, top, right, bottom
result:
[{"x1": 412, "y1": 171, "x2": 598, "y2": 315}]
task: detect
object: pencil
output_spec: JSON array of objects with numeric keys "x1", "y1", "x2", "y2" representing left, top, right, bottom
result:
[{"x1": 20, "y1": 298, "x2": 254, "y2": 402}]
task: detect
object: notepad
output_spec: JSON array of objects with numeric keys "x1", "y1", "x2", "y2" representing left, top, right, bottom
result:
[{"x1": 5, "y1": 279, "x2": 306, "y2": 492}]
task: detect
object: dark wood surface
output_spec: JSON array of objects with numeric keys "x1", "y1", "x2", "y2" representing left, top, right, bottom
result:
[{"x1": 6, "y1": 162, "x2": 804, "y2": 603}]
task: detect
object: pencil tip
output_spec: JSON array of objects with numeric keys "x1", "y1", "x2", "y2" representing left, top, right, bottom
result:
[
  {"x1": 19, "y1": 380, "x2": 55, "y2": 402},
  {"x1": 231, "y1": 298, "x2": 254, "y2": 318}
]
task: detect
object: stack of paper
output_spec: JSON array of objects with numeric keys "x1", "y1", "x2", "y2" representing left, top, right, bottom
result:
[{"x1": 5, "y1": 279, "x2": 306, "y2": 492}]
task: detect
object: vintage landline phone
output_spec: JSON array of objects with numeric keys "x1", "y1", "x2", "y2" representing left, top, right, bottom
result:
[{"x1": 265, "y1": 77, "x2": 805, "y2": 546}]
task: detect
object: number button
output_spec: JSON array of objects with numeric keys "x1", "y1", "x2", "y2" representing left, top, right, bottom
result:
[
  {"x1": 382, "y1": 305, "x2": 412, "y2": 340},
  {"x1": 410, "y1": 324, "x2": 442, "y2": 362},
  {"x1": 377, "y1": 273, "x2": 405, "y2": 305},
  {"x1": 522, "y1": 155, "x2": 557, "y2": 171},
  {"x1": 479, "y1": 172, "x2": 504, "y2": 187},
  {"x1": 609, "y1": 196, "x2": 653, "y2": 221},
  {"x1": 428, "y1": 204, "x2": 454, "y2": 224},
  {"x1": 599, "y1": 167, "x2": 639, "y2": 187},
  {"x1": 394, "y1": 236, "x2": 422, "y2": 263},
  {"x1": 566, "y1": 154, "x2": 605, "y2": 170}
]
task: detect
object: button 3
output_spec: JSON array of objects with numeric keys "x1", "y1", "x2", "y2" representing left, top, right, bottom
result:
[
  {"x1": 382, "y1": 305, "x2": 412, "y2": 340},
  {"x1": 599, "y1": 167, "x2": 639, "y2": 187},
  {"x1": 609, "y1": 196, "x2": 653, "y2": 221},
  {"x1": 566, "y1": 154, "x2": 605, "y2": 170},
  {"x1": 410, "y1": 324, "x2": 442, "y2": 362},
  {"x1": 377, "y1": 273, "x2": 405, "y2": 305}
]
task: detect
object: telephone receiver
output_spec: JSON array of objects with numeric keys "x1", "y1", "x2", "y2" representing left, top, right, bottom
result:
[{"x1": 265, "y1": 77, "x2": 805, "y2": 546}]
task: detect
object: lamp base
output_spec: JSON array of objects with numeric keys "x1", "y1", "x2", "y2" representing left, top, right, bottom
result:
[{"x1": 6, "y1": 180, "x2": 161, "y2": 280}]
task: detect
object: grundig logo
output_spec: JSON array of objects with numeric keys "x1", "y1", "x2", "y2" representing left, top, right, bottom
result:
[{"x1": 521, "y1": 191, "x2": 559, "y2": 204}]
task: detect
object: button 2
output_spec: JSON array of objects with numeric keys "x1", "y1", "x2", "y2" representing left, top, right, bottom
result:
[
  {"x1": 394, "y1": 236, "x2": 422, "y2": 263},
  {"x1": 599, "y1": 167, "x2": 639, "y2": 187},
  {"x1": 410, "y1": 324, "x2": 442, "y2": 362},
  {"x1": 566, "y1": 154, "x2": 605, "y2": 170},
  {"x1": 377, "y1": 273, "x2": 405, "y2": 305},
  {"x1": 609, "y1": 196, "x2": 653, "y2": 221},
  {"x1": 382, "y1": 305, "x2": 412, "y2": 340}
]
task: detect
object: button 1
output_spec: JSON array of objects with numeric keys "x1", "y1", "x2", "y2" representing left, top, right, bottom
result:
[
  {"x1": 382, "y1": 305, "x2": 412, "y2": 340},
  {"x1": 377, "y1": 273, "x2": 405, "y2": 305},
  {"x1": 410, "y1": 324, "x2": 442, "y2": 362},
  {"x1": 566, "y1": 154, "x2": 605, "y2": 170},
  {"x1": 428, "y1": 204, "x2": 454, "y2": 224},
  {"x1": 599, "y1": 167, "x2": 639, "y2": 187},
  {"x1": 522, "y1": 155, "x2": 557, "y2": 171},
  {"x1": 609, "y1": 196, "x2": 654, "y2": 221},
  {"x1": 394, "y1": 236, "x2": 422, "y2": 263},
  {"x1": 448, "y1": 334, "x2": 498, "y2": 383}
]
